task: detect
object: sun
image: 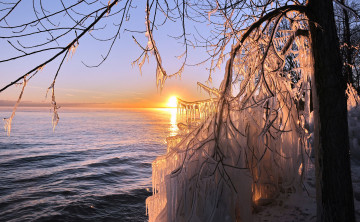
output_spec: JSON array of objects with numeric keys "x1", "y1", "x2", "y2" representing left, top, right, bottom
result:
[{"x1": 167, "y1": 96, "x2": 178, "y2": 108}]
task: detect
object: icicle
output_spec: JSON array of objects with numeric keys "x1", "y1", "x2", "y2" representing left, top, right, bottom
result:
[
  {"x1": 4, "y1": 76, "x2": 28, "y2": 136},
  {"x1": 67, "y1": 41, "x2": 79, "y2": 60}
]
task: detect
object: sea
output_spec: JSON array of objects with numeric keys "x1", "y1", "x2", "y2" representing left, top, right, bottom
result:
[{"x1": 0, "y1": 107, "x2": 179, "y2": 222}]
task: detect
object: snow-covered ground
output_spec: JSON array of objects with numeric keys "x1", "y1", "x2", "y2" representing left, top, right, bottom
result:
[{"x1": 254, "y1": 106, "x2": 360, "y2": 221}]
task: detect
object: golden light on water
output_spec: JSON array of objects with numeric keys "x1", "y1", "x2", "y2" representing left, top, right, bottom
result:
[
  {"x1": 160, "y1": 96, "x2": 179, "y2": 137},
  {"x1": 166, "y1": 96, "x2": 178, "y2": 136},
  {"x1": 157, "y1": 108, "x2": 178, "y2": 137},
  {"x1": 169, "y1": 108, "x2": 178, "y2": 136},
  {"x1": 166, "y1": 96, "x2": 177, "y2": 108}
]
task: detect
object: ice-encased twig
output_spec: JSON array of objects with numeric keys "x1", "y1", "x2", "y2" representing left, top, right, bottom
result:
[{"x1": 3, "y1": 76, "x2": 28, "y2": 136}]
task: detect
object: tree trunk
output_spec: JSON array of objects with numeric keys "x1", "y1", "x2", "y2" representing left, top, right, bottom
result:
[{"x1": 307, "y1": 0, "x2": 355, "y2": 221}]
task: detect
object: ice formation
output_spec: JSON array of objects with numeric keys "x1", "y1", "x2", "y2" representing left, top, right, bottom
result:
[
  {"x1": 347, "y1": 83, "x2": 360, "y2": 110},
  {"x1": 3, "y1": 76, "x2": 28, "y2": 136},
  {"x1": 147, "y1": 13, "x2": 313, "y2": 222},
  {"x1": 176, "y1": 98, "x2": 218, "y2": 125}
]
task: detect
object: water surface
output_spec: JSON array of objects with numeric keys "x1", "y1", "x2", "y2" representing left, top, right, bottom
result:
[{"x1": 0, "y1": 108, "x2": 177, "y2": 221}]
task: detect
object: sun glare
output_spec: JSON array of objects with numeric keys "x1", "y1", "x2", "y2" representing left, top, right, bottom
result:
[{"x1": 167, "y1": 96, "x2": 178, "y2": 108}]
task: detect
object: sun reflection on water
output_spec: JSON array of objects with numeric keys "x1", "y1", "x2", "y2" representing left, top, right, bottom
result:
[
  {"x1": 169, "y1": 108, "x2": 178, "y2": 136},
  {"x1": 152, "y1": 107, "x2": 179, "y2": 138}
]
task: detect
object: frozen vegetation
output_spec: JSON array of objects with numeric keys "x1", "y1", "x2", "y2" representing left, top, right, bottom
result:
[
  {"x1": 147, "y1": 83, "x2": 360, "y2": 222},
  {"x1": 146, "y1": 11, "x2": 360, "y2": 221}
]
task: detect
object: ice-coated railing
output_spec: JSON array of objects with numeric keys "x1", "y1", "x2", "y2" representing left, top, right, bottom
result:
[{"x1": 176, "y1": 98, "x2": 218, "y2": 125}]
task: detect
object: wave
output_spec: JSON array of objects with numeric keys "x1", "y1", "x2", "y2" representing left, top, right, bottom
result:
[{"x1": 1, "y1": 188, "x2": 151, "y2": 222}]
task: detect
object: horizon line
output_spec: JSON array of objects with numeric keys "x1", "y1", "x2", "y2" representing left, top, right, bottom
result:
[{"x1": 0, "y1": 100, "x2": 178, "y2": 109}]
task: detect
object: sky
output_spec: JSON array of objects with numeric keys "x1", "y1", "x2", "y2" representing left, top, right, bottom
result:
[{"x1": 0, "y1": 1, "x2": 224, "y2": 108}]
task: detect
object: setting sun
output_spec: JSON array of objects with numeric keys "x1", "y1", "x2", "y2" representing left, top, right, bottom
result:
[{"x1": 167, "y1": 96, "x2": 178, "y2": 108}]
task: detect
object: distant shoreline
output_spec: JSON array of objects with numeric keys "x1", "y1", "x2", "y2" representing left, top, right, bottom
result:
[
  {"x1": 0, "y1": 100, "x2": 174, "y2": 110},
  {"x1": 0, "y1": 106, "x2": 176, "y2": 112}
]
